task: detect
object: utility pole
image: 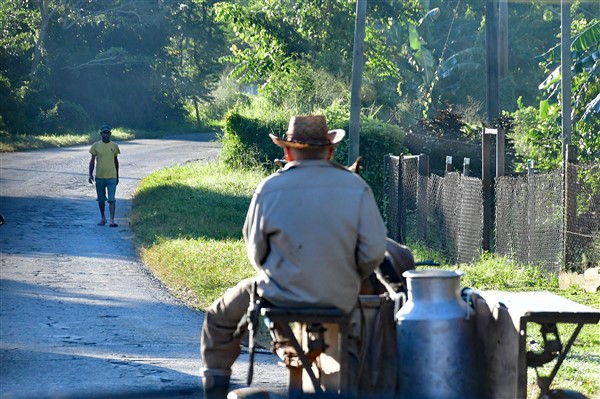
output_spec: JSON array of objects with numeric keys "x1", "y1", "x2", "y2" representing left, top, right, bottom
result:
[
  {"x1": 498, "y1": 0, "x2": 508, "y2": 79},
  {"x1": 561, "y1": 0, "x2": 572, "y2": 159},
  {"x1": 348, "y1": 0, "x2": 367, "y2": 165},
  {"x1": 483, "y1": 0, "x2": 500, "y2": 252},
  {"x1": 561, "y1": 1, "x2": 573, "y2": 270},
  {"x1": 486, "y1": 0, "x2": 500, "y2": 124}
]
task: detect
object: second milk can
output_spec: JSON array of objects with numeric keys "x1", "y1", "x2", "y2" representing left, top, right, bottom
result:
[{"x1": 396, "y1": 270, "x2": 478, "y2": 399}]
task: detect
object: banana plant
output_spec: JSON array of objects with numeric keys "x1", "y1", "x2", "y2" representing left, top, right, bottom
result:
[{"x1": 538, "y1": 20, "x2": 600, "y2": 124}]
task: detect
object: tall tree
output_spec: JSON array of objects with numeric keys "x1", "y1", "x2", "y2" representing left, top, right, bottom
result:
[
  {"x1": 0, "y1": 0, "x2": 228, "y2": 133},
  {"x1": 164, "y1": 0, "x2": 227, "y2": 127},
  {"x1": 213, "y1": 0, "x2": 423, "y2": 114}
]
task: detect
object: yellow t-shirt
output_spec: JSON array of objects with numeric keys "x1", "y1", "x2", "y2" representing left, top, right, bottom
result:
[{"x1": 90, "y1": 141, "x2": 120, "y2": 178}]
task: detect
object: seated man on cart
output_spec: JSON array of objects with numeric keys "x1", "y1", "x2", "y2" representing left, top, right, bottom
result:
[{"x1": 200, "y1": 115, "x2": 409, "y2": 399}]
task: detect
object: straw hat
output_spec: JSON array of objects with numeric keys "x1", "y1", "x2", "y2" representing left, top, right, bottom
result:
[{"x1": 270, "y1": 115, "x2": 345, "y2": 149}]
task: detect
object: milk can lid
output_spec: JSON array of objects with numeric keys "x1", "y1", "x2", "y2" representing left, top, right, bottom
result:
[{"x1": 402, "y1": 269, "x2": 464, "y2": 279}]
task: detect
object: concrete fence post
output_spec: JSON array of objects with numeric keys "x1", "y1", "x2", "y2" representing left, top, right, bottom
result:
[
  {"x1": 398, "y1": 155, "x2": 405, "y2": 244},
  {"x1": 463, "y1": 158, "x2": 471, "y2": 177},
  {"x1": 482, "y1": 128, "x2": 493, "y2": 251},
  {"x1": 564, "y1": 145, "x2": 578, "y2": 269},
  {"x1": 417, "y1": 154, "x2": 429, "y2": 243},
  {"x1": 445, "y1": 156, "x2": 453, "y2": 174}
]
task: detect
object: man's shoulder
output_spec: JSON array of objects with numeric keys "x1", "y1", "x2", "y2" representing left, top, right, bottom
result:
[{"x1": 257, "y1": 160, "x2": 368, "y2": 192}]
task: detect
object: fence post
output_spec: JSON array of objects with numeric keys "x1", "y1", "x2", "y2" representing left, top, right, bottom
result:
[
  {"x1": 527, "y1": 159, "x2": 535, "y2": 264},
  {"x1": 397, "y1": 156, "x2": 405, "y2": 243},
  {"x1": 496, "y1": 127, "x2": 505, "y2": 178},
  {"x1": 564, "y1": 145, "x2": 578, "y2": 269},
  {"x1": 384, "y1": 154, "x2": 401, "y2": 243},
  {"x1": 527, "y1": 159, "x2": 535, "y2": 175},
  {"x1": 463, "y1": 158, "x2": 471, "y2": 177},
  {"x1": 445, "y1": 156, "x2": 453, "y2": 174},
  {"x1": 384, "y1": 154, "x2": 392, "y2": 236},
  {"x1": 482, "y1": 128, "x2": 493, "y2": 251},
  {"x1": 417, "y1": 154, "x2": 429, "y2": 243}
]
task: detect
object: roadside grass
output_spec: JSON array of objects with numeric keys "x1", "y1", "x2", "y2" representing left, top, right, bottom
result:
[
  {"x1": 130, "y1": 161, "x2": 266, "y2": 309},
  {"x1": 459, "y1": 255, "x2": 599, "y2": 397},
  {"x1": 131, "y1": 160, "x2": 599, "y2": 398},
  {"x1": 0, "y1": 127, "x2": 195, "y2": 152}
]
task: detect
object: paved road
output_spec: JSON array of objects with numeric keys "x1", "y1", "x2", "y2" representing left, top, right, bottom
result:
[{"x1": 0, "y1": 134, "x2": 287, "y2": 398}]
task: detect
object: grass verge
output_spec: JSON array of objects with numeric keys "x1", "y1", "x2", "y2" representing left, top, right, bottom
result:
[
  {"x1": 131, "y1": 160, "x2": 599, "y2": 398},
  {"x1": 0, "y1": 127, "x2": 202, "y2": 152},
  {"x1": 130, "y1": 161, "x2": 266, "y2": 309}
]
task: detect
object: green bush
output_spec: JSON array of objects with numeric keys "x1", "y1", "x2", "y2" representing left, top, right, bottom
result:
[
  {"x1": 219, "y1": 110, "x2": 409, "y2": 207},
  {"x1": 259, "y1": 61, "x2": 350, "y2": 114},
  {"x1": 192, "y1": 72, "x2": 252, "y2": 127},
  {"x1": 218, "y1": 111, "x2": 288, "y2": 170},
  {"x1": 37, "y1": 100, "x2": 92, "y2": 133},
  {"x1": 333, "y1": 118, "x2": 408, "y2": 205},
  {"x1": 507, "y1": 99, "x2": 562, "y2": 172}
]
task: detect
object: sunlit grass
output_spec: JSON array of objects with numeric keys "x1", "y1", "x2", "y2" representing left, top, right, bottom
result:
[
  {"x1": 0, "y1": 127, "x2": 188, "y2": 152},
  {"x1": 525, "y1": 295, "x2": 600, "y2": 398},
  {"x1": 459, "y1": 252, "x2": 559, "y2": 290},
  {"x1": 140, "y1": 237, "x2": 254, "y2": 309},
  {"x1": 130, "y1": 160, "x2": 599, "y2": 397},
  {"x1": 0, "y1": 128, "x2": 133, "y2": 151},
  {"x1": 131, "y1": 161, "x2": 266, "y2": 308}
]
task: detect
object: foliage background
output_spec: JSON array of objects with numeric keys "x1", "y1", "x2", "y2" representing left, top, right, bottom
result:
[{"x1": 1, "y1": 0, "x2": 598, "y2": 171}]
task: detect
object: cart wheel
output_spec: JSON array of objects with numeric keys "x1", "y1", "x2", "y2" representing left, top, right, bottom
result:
[{"x1": 540, "y1": 389, "x2": 589, "y2": 399}]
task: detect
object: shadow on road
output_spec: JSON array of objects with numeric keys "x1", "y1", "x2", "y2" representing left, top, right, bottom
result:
[
  {"x1": 1, "y1": 279, "x2": 202, "y2": 399},
  {"x1": 0, "y1": 195, "x2": 138, "y2": 260}
]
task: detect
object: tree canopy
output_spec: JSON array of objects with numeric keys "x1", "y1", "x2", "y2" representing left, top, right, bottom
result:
[
  {"x1": 1, "y1": 0, "x2": 598, "y2": 167},
  {"x1": 0, "y1": 0, "x2": 227, "y2": 133}
]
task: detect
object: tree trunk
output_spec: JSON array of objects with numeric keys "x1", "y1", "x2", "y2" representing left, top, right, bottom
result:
[
  {"x1": 31, "y1": 0, "x2": 55, "y2": 76},
  {"x1": 193, "y1": 97, "x2": 201, "y2": 128}
]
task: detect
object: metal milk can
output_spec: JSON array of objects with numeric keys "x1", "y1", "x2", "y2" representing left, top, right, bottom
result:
[{"x1": 395, "y1": 270, "x2": 478, "y2": 399}]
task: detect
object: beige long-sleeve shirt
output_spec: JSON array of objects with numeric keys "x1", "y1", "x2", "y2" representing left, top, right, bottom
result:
[{"x1": 243, "y1": 159, "x2": 387, "y2": 313}]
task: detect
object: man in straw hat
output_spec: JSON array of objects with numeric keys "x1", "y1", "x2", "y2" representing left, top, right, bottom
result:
[{"x1": 200, "y1": 115, "x2": 408, "y2": 398}]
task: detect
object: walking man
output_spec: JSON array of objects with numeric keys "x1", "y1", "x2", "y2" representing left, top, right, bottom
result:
[{"x1": 88, "y1": 125, "x2": 120, "y2": 227}]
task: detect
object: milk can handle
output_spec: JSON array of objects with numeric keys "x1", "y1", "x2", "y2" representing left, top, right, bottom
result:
[
  {"x1": 461, "y1": 287, "x2": 477, "y2": 320},
  {"x1": 393, "y1": 291, "x2": 407, "y2": 320}
]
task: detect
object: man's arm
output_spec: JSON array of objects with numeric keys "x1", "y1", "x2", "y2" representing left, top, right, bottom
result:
[
  {"x1": 356, "y1": 187, "x2": 387, "y2": 280},
  {"x1": 88, "y1": 154, "x2": 96, "y2": 184},
  {"x1": 114, "y1": 156, "x2": 119, "y2": 185},
  {"x1": 242, "y1": 193, "x2": 269, "y2": 273}
]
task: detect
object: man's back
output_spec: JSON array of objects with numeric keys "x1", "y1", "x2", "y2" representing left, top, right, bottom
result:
[{"x1": 243, "y1": 159, "x2": 387, "y2": 313}]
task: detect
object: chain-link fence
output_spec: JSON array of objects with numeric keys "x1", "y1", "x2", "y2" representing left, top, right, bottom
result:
[
  {"x1": 565, "y1": 162, "x2": 600, "y2": 270},
  {"x1": 384, "y1": 155, "x2": 483, "y2": 264},
  {"x1": 495, "y1": 172, "x2": 564, "y2": 273},
  {"x1": 384, "y1": 154, "x2": 600, "y2": 272}
]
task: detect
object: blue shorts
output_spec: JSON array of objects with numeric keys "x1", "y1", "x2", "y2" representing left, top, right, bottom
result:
[{"x1": 95, "y1": 178, "x2": 117, "y2": 203}]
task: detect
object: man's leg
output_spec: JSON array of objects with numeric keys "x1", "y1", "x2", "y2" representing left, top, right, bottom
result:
[
  {"x1": 95, "y1": 179, "x2": 108, "y2": 225},
  {"x1": 201, "y1": 277, "x2": 255, "y2": 399},
  {"x1": 108, "y1": 202, "x2": 116, "y2": 225},
  {"x1": 106, "y1": 179, "x2": 118, "y2": 226},
  {"x1": 98, "y1": 201, "x2": 106, "y2": 225}
]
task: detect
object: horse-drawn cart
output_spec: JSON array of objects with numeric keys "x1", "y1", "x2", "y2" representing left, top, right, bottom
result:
[{"x1": 230, "y1": 270, "x2": 599, "y2": 399}]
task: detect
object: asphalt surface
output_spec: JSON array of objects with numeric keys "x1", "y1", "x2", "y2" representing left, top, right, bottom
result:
[{"x1": 0, "y1": 133, "x2": 287, "y2": 399}]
